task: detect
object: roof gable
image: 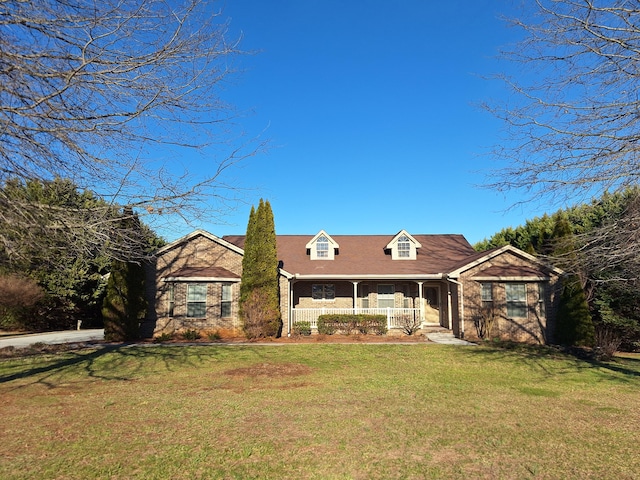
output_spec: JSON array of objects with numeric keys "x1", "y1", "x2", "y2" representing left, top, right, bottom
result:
[
  {"x1": 156, "y1": 229, "x2": 244, "y2": 257},
  {"x1": 447, "y1": 244, "x2": 564, "y2": 278}
]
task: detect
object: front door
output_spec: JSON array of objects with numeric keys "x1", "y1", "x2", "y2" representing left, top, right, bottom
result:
[{"x1": 424, "y1": 286, "x2": 440, "y2": 324}]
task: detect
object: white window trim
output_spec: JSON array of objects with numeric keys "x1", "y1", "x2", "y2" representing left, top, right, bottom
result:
[
  {"x1": 186, "y1": 283, "x2": 207, "y2": 318},
  {"x1": 221, "y1": 283, "x2": 232, "y2": 318},
  {"x1": 505, "y1": 283, "x2": 527, "y2": 318}
]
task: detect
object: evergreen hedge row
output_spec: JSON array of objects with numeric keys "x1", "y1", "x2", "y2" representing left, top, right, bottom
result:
[{"x1": 317, "y1": 314, "x2": 387, "y2": 335}]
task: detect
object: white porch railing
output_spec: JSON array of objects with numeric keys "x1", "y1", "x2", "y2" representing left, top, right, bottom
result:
[{"x1": 291, "y1": 308, "x2": 429, "y2": 330}]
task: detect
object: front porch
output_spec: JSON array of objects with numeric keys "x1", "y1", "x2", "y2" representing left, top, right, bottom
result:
[{"x1": 291, "y1": 307, "x2": 442, "y2": 331}]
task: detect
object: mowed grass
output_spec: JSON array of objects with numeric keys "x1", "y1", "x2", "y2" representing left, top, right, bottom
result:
[{"x1": 0, "y1": 344, "x2": 638, "y2": 480}]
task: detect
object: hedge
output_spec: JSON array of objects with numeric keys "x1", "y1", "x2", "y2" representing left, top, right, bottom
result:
[{"x1": 317, "y1": 314, "x2": 387, "y2": 335}]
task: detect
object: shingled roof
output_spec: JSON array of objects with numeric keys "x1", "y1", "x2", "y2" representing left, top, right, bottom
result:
[{"x1": 223, "y1": 234, "x2": 477, "y2": 277}]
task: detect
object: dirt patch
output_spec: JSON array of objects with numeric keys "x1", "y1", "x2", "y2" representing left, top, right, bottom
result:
[{"x1": 224, "y1": 362, "x2": 314, "y2": 378}]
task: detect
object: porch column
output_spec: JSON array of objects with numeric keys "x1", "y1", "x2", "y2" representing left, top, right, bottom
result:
[
  {"x1": 416, "y1": 281, "x2": 424, "y2": 324},
  {"x1": 352, "y1": 281, "x2": 359, "y2": 314},
  {"x1": 288, "y1": 280, "x2": 295, "y2": 337}
]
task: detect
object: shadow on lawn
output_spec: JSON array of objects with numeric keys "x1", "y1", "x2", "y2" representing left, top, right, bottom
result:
[
  {"x1": 462, "y1": 341, "x2": 640, "y2": 381},
  {"x1": 0, "y1": 344, "x2": 229, "y2": 389}
]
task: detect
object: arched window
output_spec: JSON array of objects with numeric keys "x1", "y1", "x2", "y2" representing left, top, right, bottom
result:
[
  {"x1": 317, "y1": 235, "x2": 329, "y2": 258},
  {"x1": 398, "y1": 235, "x2": 411, "y2": 258}
]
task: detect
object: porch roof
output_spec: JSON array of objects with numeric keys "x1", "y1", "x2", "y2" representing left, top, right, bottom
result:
[{"x1": 223, "y1": 234, "x2": 476, "y2": 277}]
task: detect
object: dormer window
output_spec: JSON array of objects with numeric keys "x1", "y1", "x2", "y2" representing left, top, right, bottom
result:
[
  {"x1": 306, "y1": 230, "x2": 339, "y2": 260},
  {"x1": 398, "y1": 235, "x2": 411, "y2": 258},
  {"x1": 316, "y1": 235, "x2": 329, "y2": 258},
  {"x1": 386, "y1": 230, "x2": 421, "y2": 260}
]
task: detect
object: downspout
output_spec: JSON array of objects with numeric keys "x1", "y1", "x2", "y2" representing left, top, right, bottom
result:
[{"x1": 447, "y1": 277, "x2": 464, "y2": 338}]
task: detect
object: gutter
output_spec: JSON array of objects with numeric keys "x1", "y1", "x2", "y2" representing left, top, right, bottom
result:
[{"x1": 291, "y1": 273, "x2": 445, "y2": 281}]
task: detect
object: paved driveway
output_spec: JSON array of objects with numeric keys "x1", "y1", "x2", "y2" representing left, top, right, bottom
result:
[{"x1": 0, "y1": 329, "x2": 104, "y2": 349}]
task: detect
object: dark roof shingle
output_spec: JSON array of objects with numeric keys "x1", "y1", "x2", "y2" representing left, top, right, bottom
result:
[{"x1": 224, "y1": 234, "x2": 476, "y2": 276}]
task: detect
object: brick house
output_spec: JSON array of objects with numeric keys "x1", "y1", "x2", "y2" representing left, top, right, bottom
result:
[{"x1": 144, "y1": 229, "x2": 563, "y2": 343}]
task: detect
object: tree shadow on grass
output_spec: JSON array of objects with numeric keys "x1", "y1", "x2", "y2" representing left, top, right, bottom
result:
[
  {"x1": 459, "y1": 341, "x2": 640, "y2": 382},
  {"x1": 0, "y1": 343, "x2": 232, "y2": 390}
]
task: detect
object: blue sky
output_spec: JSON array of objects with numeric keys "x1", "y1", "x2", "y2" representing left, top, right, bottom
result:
[{"x1": 161, "y1": 0, "x2": 546, "y2": 245}]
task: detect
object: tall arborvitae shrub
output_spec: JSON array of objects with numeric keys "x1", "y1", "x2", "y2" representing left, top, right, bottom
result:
[
  {"x1": 101, "y1": 209, "x2": 147, "y2": 341},
  {"x1": 555, "y1": 276, "x2": 595, "y2": 346},
  {"x1": 239, "y1": 199, "x2": 281, "y2": 338},
  {"x1": 102, "y1": 259, "x2": 147, "y2": 341},
  {"x1": 552, "y1": 215, "x2": 595, "y2": 346}
]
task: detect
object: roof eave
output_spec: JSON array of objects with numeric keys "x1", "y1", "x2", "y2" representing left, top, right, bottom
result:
[
  {"x1": 291, "y1": 273, "x2": 445, "y2": 281},
  {"x1": 163, "y1": 276, "x2": 240, "y2": 282}
]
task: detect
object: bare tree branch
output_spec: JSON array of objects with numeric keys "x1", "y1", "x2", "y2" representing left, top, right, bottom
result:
[
  {"x1": 0, "y1": 0, "x2": 260, "y2": 261},
  {"x1": 487, "y1": 0, "x2": 640, "y2": 282}
]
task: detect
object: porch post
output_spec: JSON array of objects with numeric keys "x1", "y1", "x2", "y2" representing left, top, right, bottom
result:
[
  {"x1": 288, "y1": 279, "x2": 294, "y2": 337},
  {"x1": 416, "y1": 281, "x2": 424, "y2": 325},
  {"x1": 352, "y1": 281, "x2": 359, "y2": 314}
]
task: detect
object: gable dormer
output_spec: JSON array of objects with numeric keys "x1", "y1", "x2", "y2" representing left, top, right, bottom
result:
[
  {"x1": 306, "y1": 230, "x2": 339, "y2": 260},
  {"x1": 386, "y1": 230, "x2": 422, "y2": 260}
]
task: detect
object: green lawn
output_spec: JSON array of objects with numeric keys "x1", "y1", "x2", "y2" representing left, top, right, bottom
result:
[{"x1": 0, "y1": 343, "x2": 638, "y2": 479}]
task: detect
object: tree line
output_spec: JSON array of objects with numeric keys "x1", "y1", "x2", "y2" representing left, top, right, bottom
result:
[{"x1": 0, "y1": 177, "x2": 161, "y2": 339}]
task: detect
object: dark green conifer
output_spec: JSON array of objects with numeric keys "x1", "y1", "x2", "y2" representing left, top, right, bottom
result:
[
  {"x1": 551, "y1": 215, "x2": 595, "y2": 346},
  {"x1": 239, "y1": 199, "x2": 281, "y2": 338},
  {"x1": 101, "y1": 209, "x2": 147, "y2": 341}
]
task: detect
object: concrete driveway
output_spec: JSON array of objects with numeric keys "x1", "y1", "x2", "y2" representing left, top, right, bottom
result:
[{"x1": 0, "y1": 329, "x2": 104, "y2": 349}]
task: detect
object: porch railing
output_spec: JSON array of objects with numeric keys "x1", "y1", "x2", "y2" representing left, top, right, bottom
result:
[{"x1": 291, "y1": 308, "x2": 430, "y2": 330}]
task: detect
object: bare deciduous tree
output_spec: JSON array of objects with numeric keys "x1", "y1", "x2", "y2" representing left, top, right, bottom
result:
[
  {"x1": 487, "y1": 1, "x2": 640, "y2": 281},
  {"x1": 0, "y1": 0, "x2": 256, "y2": 261}
]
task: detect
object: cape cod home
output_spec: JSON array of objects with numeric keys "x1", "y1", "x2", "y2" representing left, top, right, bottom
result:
[{"x1": 144, "y1": 229, "x2": 564, "y2": 343}]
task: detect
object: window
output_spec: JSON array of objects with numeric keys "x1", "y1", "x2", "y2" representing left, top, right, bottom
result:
[
  {"x1": 359, "y1": 284, "x2": 370, "y2": 308},
  {"x1": 167, "y1": 283, "x2": 175, "y2": 317},
  {"x1": 187, "y1": 284, "x2": 207, "y2": 317},
  {"x1": 221, "y1": 283, "x2": 232, "y2": 317},
  {"x1": 506, "y1": 283, "x2": 527, "y2": 318},
  {"x1": 378, "y1": 284, "x2": 395, "y2": 308},
  {"x1": 398, "y1": 235, "x2": 411, "y2": 258},
  {"x1": 316, "y1": 235, "x2": 329, "y2": 258},
  {"x1": 312, "y1": 283, "x2": 335, "y2": 300},
  {"x1": 481, "y1": 283, "x2": 493, "y2": 303},
  {"x1": 538, "y1": 283, "x2": 546, "y2": 317},
  {"x1": 403, "y1": 285, "x2": 411, "y2": 308}
]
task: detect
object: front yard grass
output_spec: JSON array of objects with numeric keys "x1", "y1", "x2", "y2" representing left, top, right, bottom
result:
[{"x1": 0, "y1": 343, "x2": 638, "y2": 479}]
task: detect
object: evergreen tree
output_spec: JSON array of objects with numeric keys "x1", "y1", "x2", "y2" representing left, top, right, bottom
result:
[
  {"x1": 101, "y1": 209, "x2": 148, "y2": 341},
  {"x1": 239, "y1": 199, "x2": 281, "y2": 338},
  {"x1": 0, "y1": 177, "x2": 163, "y2": 330},
  {"x1": 102, "y1": 259, "x2": 147, "y2": 341},
  {"x1": 551, "y1": 215, "x2": 595, "y2": 346},
  {"x1": 555, "y1": 276, "x2": 594, "y2": 347}
]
